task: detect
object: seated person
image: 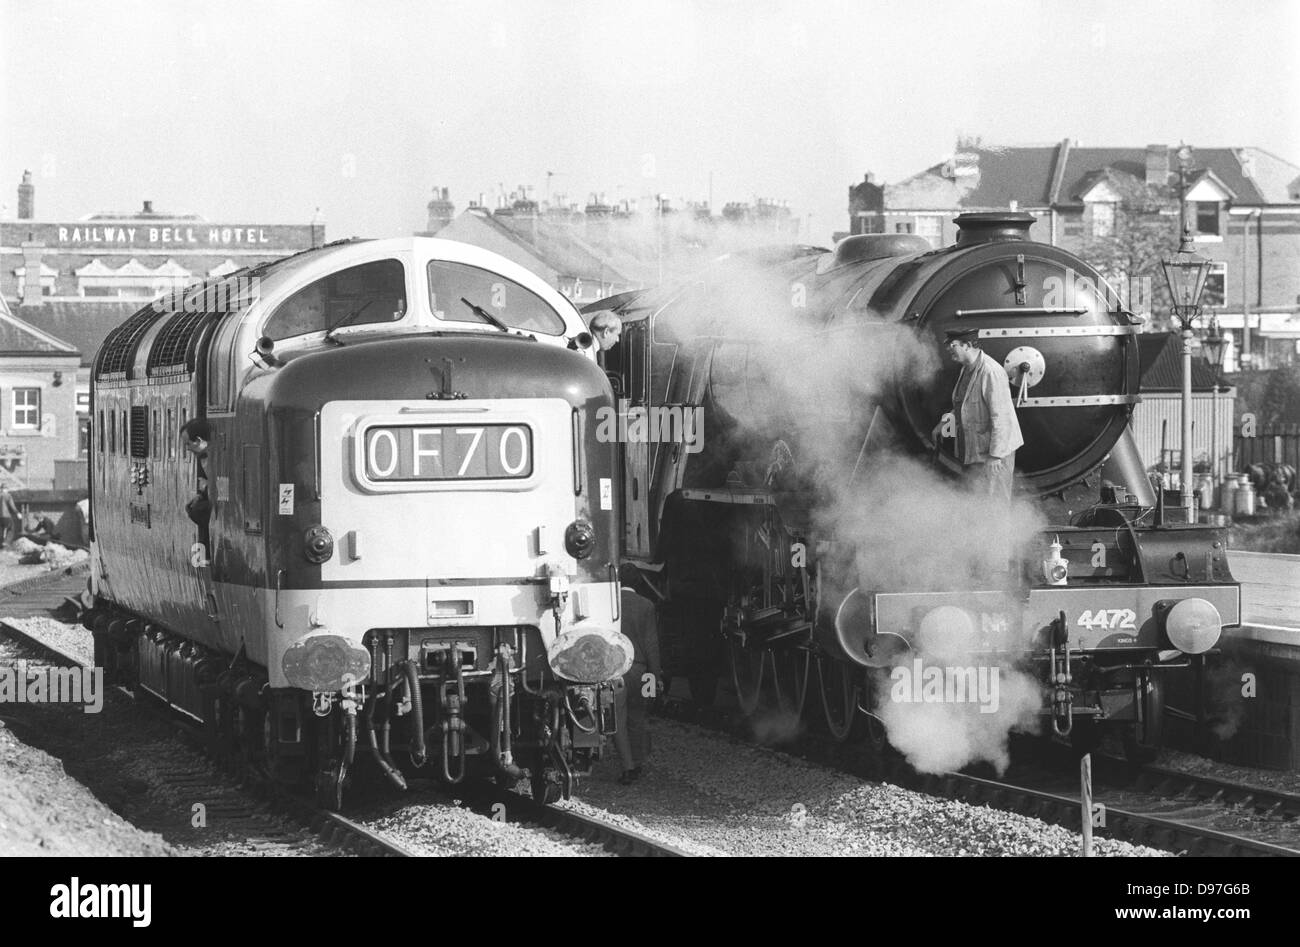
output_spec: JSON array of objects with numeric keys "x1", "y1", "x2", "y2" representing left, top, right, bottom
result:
[{"x1": 21, "y1": 514, "x2": 58, "y2": 546}]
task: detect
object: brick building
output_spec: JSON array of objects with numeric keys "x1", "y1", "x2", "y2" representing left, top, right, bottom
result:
[
  {"x1": 0, "y1": 291, "x2": 82, "y2": 490},
  {"x1": 1, "y1": 173, "x2": 324, "y2": 489},
  {"x1": 849, "y1": 141, "x2": 1300, "y2": 369}
]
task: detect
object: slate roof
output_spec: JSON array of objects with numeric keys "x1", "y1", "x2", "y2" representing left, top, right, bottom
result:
[
  {"x1": 1138, "y1": 331, "x2": 1221, "y2": 392},
  {"x1": 959, "y1": 146, "x2": 1059, "y2": 207},
  {"x1": 888, "y1": 142, "x2": 1300, "y2": 211},
  {"x1": 0, "y1": 294, "x2": 80, "y2": 356},
  {"x1": 1054, "y1": 147, "x2": 1266, "y2": 206},
  {"x1": 469, "y1": 212, "x2": 634, "y2": 284},
  {"x1": 12, "y1": 300, "x2": 140, "y2": 366}
]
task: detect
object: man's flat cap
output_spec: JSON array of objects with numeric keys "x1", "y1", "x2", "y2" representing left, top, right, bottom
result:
[{"x1": 944, "y1": 327, "x2": 979, "y2": 342}]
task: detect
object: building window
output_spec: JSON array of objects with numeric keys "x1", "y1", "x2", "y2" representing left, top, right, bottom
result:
[
  {"x1": 894, "y1": 221, "x2": 914, "y2": 234},
  {"x1": 1196, "y1": 202, "x2": 1221, "y2": 236},
  {"x1": 79, "y1": 418, "x2": 91, "y2": 458},
  {"x1": 915, "y1": 215, "x2": 942, "y2": 247},
  {"x1": 1091, "y1": 202, "x2": 1116, "y2": 238},
  {"x1": 1202, "y1": 262, "x2": 1227, "y2": 307},
  {"x1": 11, "y1": 388, "x2": 40, "y2": 430}
]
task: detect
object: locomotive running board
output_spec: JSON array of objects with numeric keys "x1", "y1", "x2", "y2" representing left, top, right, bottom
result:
[
  {"x1": 974, "y1": 324, "x2": 1143, "y2": 337},
  {"x1": 1012, "y1": 394, "x2": 1141, "y2": 407}
]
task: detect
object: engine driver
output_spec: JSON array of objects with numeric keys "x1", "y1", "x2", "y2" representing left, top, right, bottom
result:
[{"x1": 934, "y1": 326, "x2": 1024, "y2": 499}]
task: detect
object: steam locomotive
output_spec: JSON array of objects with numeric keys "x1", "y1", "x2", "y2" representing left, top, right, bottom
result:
[
  {"x1": 84, "y1": 237, "x2": 632, "y2": 809},
  {"x1": 590, "y1": 213, "x2": 1239, "y2": 762}
]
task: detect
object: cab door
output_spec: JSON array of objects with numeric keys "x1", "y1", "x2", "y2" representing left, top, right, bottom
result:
[{"x1": 618, "y1": 319, "x2": 652, "y2": 558}]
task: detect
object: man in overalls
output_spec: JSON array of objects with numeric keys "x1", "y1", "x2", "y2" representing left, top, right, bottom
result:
[{"x1": 939, "y1": 327, "x2": 1024, "y2": 499}]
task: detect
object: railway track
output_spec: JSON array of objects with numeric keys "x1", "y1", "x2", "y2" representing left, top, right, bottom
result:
[
  {"x1": 915, "y1": 768, "x2": 1299, "y2": 857},
  {"x1": 656, "y1": 697, "x2": 1300, "y2": 857},
  {"x1": 0, "y1": 614, "x2": 415, "y2": 857},
  {"x1": 0, "y1": 570, "x2": 688, "y2": 857},
  {"x1": 988, "y1": 740, "x2": 1300, "y2": 856},
  {"x1": 450, "y1": 785, "x2": 692, "y2": 856}
]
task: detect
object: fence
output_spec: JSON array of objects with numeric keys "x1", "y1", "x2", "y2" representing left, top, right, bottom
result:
[{"x1": 1234, "y1": 422, "x2": 1300, "y2": 472}]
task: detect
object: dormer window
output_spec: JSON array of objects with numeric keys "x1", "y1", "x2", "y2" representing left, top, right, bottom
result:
[{"x1": 1195, "y1": 202, "x2": 1221, "y2": 237}]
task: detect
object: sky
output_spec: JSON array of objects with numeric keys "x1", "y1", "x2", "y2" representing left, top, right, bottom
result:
[{"x1": 2, "y1": 0, "x2": 1298, "y2": 246}]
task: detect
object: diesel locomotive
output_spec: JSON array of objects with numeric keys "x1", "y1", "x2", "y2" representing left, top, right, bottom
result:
[
  {"x1": 590, "y1": 212, "x2": 1239, "y2": 762},
  {"x1": 84, "y1": 237, "x2": 632, "y2": 808}
]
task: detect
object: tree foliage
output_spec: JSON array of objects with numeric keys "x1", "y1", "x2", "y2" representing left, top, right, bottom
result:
[
  {"x1": 1076, "y1": 172, "x2": 1185, "y2": 332},
  {"x1": 1258, "y1": 366, "x2": 1300, "y2": 426}
]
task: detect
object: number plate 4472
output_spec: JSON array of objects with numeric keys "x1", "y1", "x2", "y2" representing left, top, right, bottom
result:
[{"x1": 1076, "y1": 608, "x2": 1137, "y2": 631}]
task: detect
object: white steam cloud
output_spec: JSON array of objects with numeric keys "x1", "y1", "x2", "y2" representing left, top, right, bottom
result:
[{"x1": 641, "y1": 250, "x2": 1050, "y2": 772}]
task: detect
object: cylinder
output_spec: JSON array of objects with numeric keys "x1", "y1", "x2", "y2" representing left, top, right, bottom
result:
[
  {"x1": 1234, "y1": 481, "x2": 1257, "y2": 517},
  {"x1": 1196, "y1": 474, "x2": 1215, "y2": 512},
  {"x1": 1221, "y1": 474, "x2": 1242, "y2": 513}
]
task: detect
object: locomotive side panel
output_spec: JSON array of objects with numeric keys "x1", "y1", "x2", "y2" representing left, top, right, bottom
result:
[{"x1": 93, "y1": 378, "x2": 219, "y2": 647}]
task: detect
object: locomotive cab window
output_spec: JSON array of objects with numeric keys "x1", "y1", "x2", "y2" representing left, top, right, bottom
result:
[
  {"x1": 427, "y1": 261, "x2": 565, "y2": 335},
  {"x1": 618, "y1": 321, "x2": 648, "y2": 405},
  {"x1": 263, "y1": 259, "x2": 407, "y2": 342}
]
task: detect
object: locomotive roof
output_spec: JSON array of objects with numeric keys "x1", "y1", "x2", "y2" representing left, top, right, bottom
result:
[
  {"x1": 94, "y1": 236, "x2": 594, "y2": 382},
  {"x1": 236, "y1": 236, "x2": 582, "y2": 323}
]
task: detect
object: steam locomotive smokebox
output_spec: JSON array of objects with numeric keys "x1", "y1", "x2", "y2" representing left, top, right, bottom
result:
[
  {"x1": 954, "y1": 211, "x2": 1036, "y2": 245},
  {"x1": 893, "y1": 211, "x2": 1141, "y2": 496}
]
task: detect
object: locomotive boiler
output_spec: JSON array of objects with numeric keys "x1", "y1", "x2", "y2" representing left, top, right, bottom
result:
[
  {"x1": 590, "y1": 212, "x2": 1239, "y2": 761},
  {"x1": 84, "y1": 237, "x2": 632, "y2": 808}
]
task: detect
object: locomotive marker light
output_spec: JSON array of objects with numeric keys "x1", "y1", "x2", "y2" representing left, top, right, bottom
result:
[
  {"x1": 303, "y1": 524, "x2": 335, "y2": 563},
  {"x1": 1161, "y1": 145, "x2": 1213, "y2": 519},
  {"x1": 564, "y1": 519, "x2": 595, "y2": 558},
  {"x1": 1043, "y1": 535, "x2": 1068, "y2": 585}
]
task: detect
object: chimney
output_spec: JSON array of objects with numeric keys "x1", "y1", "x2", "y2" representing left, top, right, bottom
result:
[
  {"x1": 849, "y1": 172, "x2": 885, "y2": 235},
  {"x1": 951, "y1": 149, "x2": 979, "y2": 178},
  {"x1": 19, "y1": 240, "x2": 45, "y2": 306},
  {"x1": 17, "y1": 170, "x2": 34, "y2": 219},
  {"x1": 142, "y1": 200, "x2": 154, "y2": 215},
  {"x1": 426, "y1": 186, "x2": 455, "y2": 233},
  {"x1": 954, "y1": 212, "x2": 1034, "y2": 246},
  {"x1": 1145, "y1": 145, "x2": 1170, "y2": 188},
  {"x1": 509, "y1": 195, "x2": 539, "y2": 244}
]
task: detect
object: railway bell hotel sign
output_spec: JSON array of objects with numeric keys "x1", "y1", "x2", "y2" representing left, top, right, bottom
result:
[
  {"x1": 60, "y1": 225, "x2": 272, "y2": 245},
  {"x1": 6, "y1": 222, "x2": 314, "y2": 251}
]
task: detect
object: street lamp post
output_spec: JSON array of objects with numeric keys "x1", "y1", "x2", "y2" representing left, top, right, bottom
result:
[
  {"x1": 1161, "y1": 145, "x2": 1213, "y2": 521},
  {"x1": 1202, "y1": 315, "x2": 1226, "y2": 494}
]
